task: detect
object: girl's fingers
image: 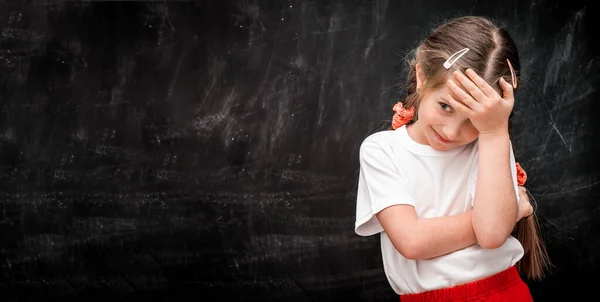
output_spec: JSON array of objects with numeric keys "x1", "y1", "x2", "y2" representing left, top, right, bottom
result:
[
  {"x1": 452, "y1": 70, "x2": 488, "y2": 103},
  {"x1": 447, "y1": 79, "x2": 481, "y2": 111},
  {"x1": 443, "y1": 94, "x2": 472, "y2": 118},
  {"x1": 499, "y1": 77, "x2": 514, "y2": 101},
  {"x1": 465, "y1": 69, "x2": 500, "y2": 99}
]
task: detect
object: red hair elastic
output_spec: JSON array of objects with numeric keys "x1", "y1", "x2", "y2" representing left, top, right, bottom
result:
[
  {"x1": 390, "y1": 101, "x2": 528, "y2": 185},
  {"x1": 391, "y1": 102, "x2": 415, "y2": 130},
  {"x1": 516, "y1": 162, "x2": 527, "y2": 186}
]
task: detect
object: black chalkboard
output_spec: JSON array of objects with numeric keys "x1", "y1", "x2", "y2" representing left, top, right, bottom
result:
[{"x1": 1, "y1": 0, "x2": 599, "y2": 301}]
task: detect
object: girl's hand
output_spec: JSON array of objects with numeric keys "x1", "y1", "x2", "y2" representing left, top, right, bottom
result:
[
  {"x1": 444, "y1": 69, "x2": 514, "y2": 135},
  {"x1": 516, "y1": 186, "x2": 533, "y2": 222}
]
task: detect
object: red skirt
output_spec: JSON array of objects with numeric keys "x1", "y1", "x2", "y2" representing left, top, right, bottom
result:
[{"x1": 400, "y1": 266, "x2": 533, "y2": 302}]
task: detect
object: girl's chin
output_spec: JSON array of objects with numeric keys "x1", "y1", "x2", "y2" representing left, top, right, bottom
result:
[
  {"x1": 429, "y1": 136, "x2": 457, "y2": 151},
  {"x1": 430, "y1": 142, "x2": 451, "y2": 151}
]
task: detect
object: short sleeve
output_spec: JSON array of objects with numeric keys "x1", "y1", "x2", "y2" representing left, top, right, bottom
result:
[
  {"x1": 468, "y1": 141, "x2": 520, "y2": 206},
  {"x1": 355, "y1": 140, "x2": 415, "y2": 237}
]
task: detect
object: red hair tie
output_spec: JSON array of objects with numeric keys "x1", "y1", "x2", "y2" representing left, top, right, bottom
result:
[
  {"x1": 391, "y1": 102, "x2": 415, "y2": 130},
  {"x1": 516, "y1": 162, "x2": 527, "y2": 186},
  {"x1": 389, "y1": 101, "x2": 528, "y2": 186}
]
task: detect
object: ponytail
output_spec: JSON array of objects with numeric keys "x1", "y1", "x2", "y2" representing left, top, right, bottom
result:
[
  {"x1": 512, "y1": 187, "x2": 553, "y2": 280},
  {"x1": 388, "y1": 59, "x2": 420, "y2": 131}
]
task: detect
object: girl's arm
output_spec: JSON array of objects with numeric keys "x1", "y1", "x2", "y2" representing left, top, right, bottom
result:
[
  {"x1": 376, "y1": 205, "x2": 476, "y2": 260},
  {"x1": 472, "y1": 132, "x2": 518, "y2": 249},
  {"x1": 377, "y1": 185, "x2": 529, "y2": 260},
  {"x1": 445, "y1": 71, "x2": 520, "y2": 250}
]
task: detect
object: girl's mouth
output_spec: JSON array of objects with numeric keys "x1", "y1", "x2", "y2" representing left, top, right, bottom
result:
[{"x1": 433, "y1": 129, "x2": 453, "y2": 144}]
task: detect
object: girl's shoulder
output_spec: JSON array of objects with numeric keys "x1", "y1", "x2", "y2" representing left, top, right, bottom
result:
[
  {"x1": 361, "y1": 129, "x2": 398, "y2": 145},
  {"x1": 360, "y1": 130, "x2": 399, "y2": 151},
  {"x1": 359, "y1": 130, "x2": 402, "y2": 159}
]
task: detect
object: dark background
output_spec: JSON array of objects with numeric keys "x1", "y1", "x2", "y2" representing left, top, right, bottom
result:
[{"x1": 0, "y1": 0, "x2": 599, "y2": 301}]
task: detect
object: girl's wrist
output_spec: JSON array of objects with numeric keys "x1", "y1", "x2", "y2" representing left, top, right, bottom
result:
[{"x1": 478, "y1": 129, "x2": 510, "y2": 141}]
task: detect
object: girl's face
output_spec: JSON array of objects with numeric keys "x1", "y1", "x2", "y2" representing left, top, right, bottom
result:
[{"x1": 407, "y1": 84, "x2": 480, "y2": 151}]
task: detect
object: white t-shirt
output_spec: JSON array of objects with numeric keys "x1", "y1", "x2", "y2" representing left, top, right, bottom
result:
[{"x1": 355, "y1": 125, "x2": 524, "y2": 295}]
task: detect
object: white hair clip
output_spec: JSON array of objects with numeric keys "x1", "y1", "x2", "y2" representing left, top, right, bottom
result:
[
  {"x1": 443, "y1": 48, "x2": 470, "y2": 69},
  {"x1": 506, "y1": 59, "x2": 518, "y2": 89}
]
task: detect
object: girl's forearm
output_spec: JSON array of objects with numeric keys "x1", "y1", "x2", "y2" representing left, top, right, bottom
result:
[
  {"x1": 409, "y1": 211, "x2": 477, "y2": 259},
  {"x1": 472, "y1": 132, "x2": 518, "y2": 249}
]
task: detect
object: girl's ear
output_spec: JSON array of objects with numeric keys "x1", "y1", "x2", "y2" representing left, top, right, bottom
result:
[{"x1": 415, "y1": 63, "x2": 425, "y2": 90}]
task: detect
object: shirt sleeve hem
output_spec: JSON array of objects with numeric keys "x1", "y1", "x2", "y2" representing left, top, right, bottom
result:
[{"x1": 355, "y1": 198, "x2": 415, "y2": 236}]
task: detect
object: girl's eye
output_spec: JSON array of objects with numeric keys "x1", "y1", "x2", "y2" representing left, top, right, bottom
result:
[{"x1": 439, "y1": 102, "x2": 452, "y2": 112}]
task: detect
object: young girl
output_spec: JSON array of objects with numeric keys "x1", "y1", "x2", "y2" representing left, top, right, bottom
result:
[{"x1": 355, "y1": 16, "x2": 551, "y2": 301}]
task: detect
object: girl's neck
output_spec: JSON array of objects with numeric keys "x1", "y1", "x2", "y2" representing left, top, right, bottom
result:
[{"x1": 406, "y1": 122, "x2": 430, "y2": 146}]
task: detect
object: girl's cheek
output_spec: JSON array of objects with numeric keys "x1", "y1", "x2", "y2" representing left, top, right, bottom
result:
[{"x1": 467, "y1": 129, "x2": 479, "y2": 140}]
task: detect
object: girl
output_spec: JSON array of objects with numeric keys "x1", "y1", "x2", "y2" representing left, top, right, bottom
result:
[{"x1": 355, "y1": 16, "x2": 551, "y2": 301}]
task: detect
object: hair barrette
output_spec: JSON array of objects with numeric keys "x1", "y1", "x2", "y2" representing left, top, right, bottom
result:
[
  {"x1": 506, "y1": 59, "x2": 518, "y2": 89},
  {"x1": 443, "y1": 48, "x2": 470, "y2": 69}
]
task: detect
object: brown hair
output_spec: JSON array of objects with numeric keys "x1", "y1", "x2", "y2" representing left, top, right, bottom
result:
[{"x1": 397, "y1": 16, "x2": 551, "y2": 280}]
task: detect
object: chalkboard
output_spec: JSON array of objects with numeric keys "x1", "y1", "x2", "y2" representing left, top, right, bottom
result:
[{"x1": 0, "y1": 0, "x2": 598, "y2": 301}]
